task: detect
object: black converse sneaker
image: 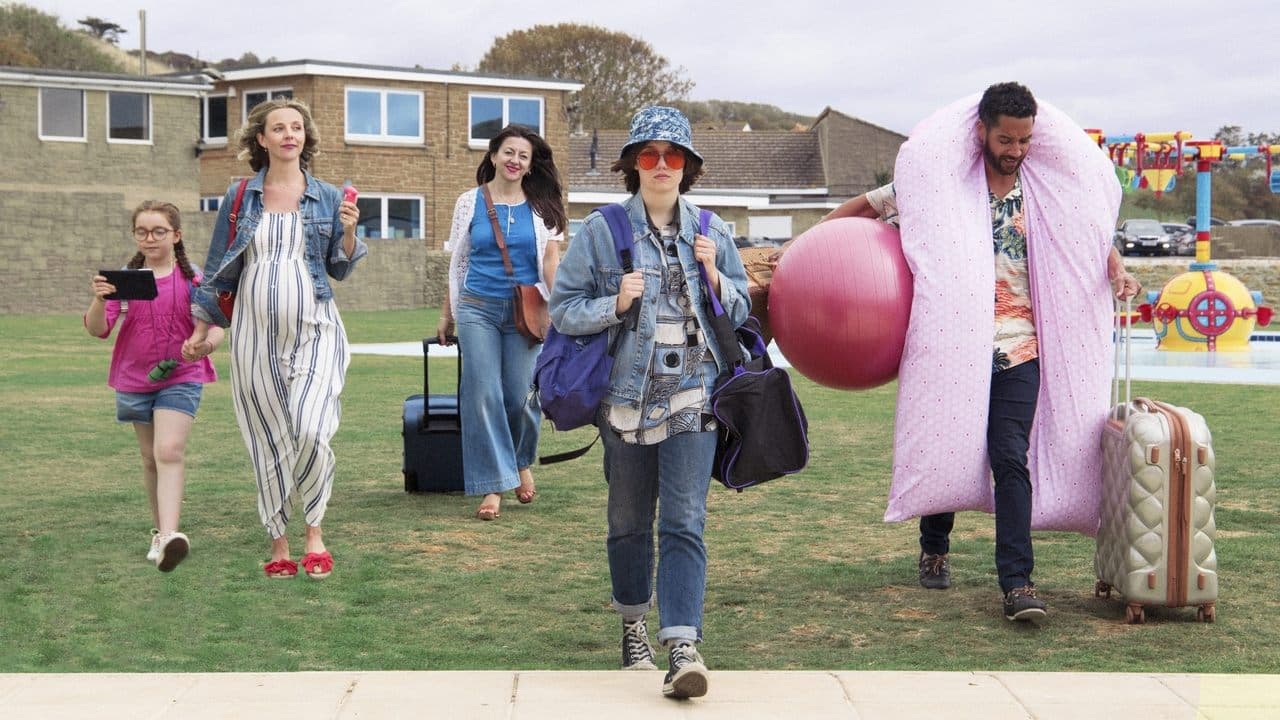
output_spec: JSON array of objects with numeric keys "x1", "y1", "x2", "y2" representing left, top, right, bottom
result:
[
  {"x1": 621, "y1": 618, "x2": 657, "y2": 670},
  {"x1": 662, "y1": 641, "x2": 708, "y2": 698}
]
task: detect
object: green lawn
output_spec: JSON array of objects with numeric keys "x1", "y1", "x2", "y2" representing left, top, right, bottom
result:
[{"x1": 1, "y1": 311, "x2": 1277, "y2": 673}]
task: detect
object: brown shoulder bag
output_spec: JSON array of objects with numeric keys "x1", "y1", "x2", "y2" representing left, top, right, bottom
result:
[{"x1": 480, "y1": 184, "x2": 548, "y2": 345}]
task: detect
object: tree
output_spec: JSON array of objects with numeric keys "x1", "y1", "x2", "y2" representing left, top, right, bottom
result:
[
  {"x1": 477, "y1": 24, "x2": 693, "y2": 130},
  {"x1": 77, "y1": 16, "x2": 126, "y2": 44},
  {"x1": 0, "y1": 4, "x2": 124, "y2": 72},
  {"x1": 670, "y1": 99, "x2": 812, "y2": 131}
]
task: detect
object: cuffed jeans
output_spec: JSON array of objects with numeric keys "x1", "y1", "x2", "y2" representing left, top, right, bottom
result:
[
  {"x1": 599, "y1": 418, "x2": 716, "y2": 646},
  {"x1": 920, "y1": 359, "x2": 1040, "y2": 593},
  {"x1": 455, "y1": 291, "x2": 541, "y2": 496}
]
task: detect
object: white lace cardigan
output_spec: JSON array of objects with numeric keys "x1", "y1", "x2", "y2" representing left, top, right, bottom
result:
[{"x1": 444, "y1": 187, "x2": 563, "y2": 317}]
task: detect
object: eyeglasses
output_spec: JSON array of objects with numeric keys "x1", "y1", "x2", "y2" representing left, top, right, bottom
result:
[
  {"x1": 636, "y1": 147, "x2": 686, "y2": 171},
  {"x1": 133, "y1": 227, "x2": 173, "y2": 241}
]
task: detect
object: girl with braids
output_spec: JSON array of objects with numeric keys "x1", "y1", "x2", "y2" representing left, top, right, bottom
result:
[
  {"x1": 437, "y1": 124, "x2": 566, "y2": 520},
  {"x1": 85, "y1": 201, "x2": 223, "y2": 572}
]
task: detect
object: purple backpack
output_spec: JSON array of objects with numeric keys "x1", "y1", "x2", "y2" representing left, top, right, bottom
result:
[{"x1": 534, "y1": 204, "x2": 634, "y2": 437}]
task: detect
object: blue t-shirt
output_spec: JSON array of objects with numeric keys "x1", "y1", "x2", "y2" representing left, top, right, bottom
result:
[{"x1": 463, "y1": 189, "x2": 539, "y2": 297}]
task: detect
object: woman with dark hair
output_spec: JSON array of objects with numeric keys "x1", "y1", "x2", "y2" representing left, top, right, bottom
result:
[
  {"x1": 187, "y1": 97, "x2": 366, "y2": 579},
  {"x1": 438, "y1": 124, "x2": 566, "y2": 520},
  {"x1": 549, "y1": 106, "x2": 749, "y2": 698}
]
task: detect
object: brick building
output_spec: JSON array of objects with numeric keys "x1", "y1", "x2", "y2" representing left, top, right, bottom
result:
[
  {"x1": 194, "y1": 60, "x2": 582, "y2": 310},
  {"x1": 1, "y1": 59, "x2": 900, "y2": 315},
  {"x1": 0, "y1": 66, "x2": 211, "y2": 314},
  {"x1": 564, "y1": 107, "x2": 905, "y2": 243}
]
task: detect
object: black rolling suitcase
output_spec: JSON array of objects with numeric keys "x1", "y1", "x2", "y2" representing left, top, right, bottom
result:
[{"x1": 402, "y1": 337, "x2": 464, "y2": 492}]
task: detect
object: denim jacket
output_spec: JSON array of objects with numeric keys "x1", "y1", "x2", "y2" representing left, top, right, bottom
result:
[
  {"x1": 549, "y1": 193, "x2": 750, "y2": 406},
  {"x1": 191, "y1": 168, "x2": 369, "y2": 327}
]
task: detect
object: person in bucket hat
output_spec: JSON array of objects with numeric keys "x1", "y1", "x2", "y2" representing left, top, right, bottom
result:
[{"x1": 550, "y1": 105, "x2": 749, "y2": 698}]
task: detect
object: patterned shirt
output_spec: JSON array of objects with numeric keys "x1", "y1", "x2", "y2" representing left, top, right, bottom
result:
[
  {"x1": 607, "y1": 221, "x2": 717, "y2": 444},
  {"x1": 990, "y1": 176, "x2": 1036, "y2": 372},
  {"x1": 866, "y1": 180, "x2": 1036, "y2": 373}
]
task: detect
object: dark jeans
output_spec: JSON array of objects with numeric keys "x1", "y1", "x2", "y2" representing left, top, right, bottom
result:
[{"x1": 919, "y1": 359, "x2": 1040, "y2": 593}]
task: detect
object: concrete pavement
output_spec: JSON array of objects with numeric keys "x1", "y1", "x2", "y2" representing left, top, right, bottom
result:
[{"x1": 2, "y1": 670, "x2": 1278, "y2": 719}]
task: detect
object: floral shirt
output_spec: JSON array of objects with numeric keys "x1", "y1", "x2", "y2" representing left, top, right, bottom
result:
[
  {"x1": 866, "y1": 180, "x2": 1036, "y2": 373},
  {"x1": 990, "y1": 176, "x2": 1036, "y2": 372}
]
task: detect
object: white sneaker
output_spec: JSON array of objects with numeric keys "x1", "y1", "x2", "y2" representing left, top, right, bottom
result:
[
  {"x1": 146, "y1": 529, "x2": 160, "y2": 562},
  {"x1": 156, "y1": 532, "x2": 190, "y2": 572}
]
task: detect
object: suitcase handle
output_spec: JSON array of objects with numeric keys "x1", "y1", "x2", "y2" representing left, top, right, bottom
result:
[
  {"x1": 1111, "y1": 297, "x2": 1133, "y2": 415},
  {"x1": 422, "y1": 336, "x2": 460, "y2": 428}
]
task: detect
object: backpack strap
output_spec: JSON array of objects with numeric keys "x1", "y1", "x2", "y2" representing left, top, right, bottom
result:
[
  {"x1": 227, "y1": 178, "x2": 249, "y2": 251},
  {"x1": 594, "y1": 203, "x2": 634, "y2": 272},
  {"x1": 695, "y1": 209, "x2": 749, "y2": 366},
  {"x1": 595, "y1": 203, "x2": 637, "y2": 331}
]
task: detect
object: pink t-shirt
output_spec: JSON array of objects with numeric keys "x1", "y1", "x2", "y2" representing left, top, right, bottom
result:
[{"x1": 90, "y1": 269, "x2": 217, "y2": 392}]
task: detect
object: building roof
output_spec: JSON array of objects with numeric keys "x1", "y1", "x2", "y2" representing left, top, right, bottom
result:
[
  {"x1": 0, "y1": 65, "x2": 210, "y2": 95},
  {"x1": 186, "y1": 59, "x2": 583, "y2": 93},
  {"x1": 567, "y1": 129, "x2": 826, "y2": 192},
  {"x1": 811, "y1": 106, "x2": 905, "y2": 138}
]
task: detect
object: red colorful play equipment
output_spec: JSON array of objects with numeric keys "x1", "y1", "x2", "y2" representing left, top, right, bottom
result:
[
  {"x1": 1086, "y1": 130, "x2": 1275, "y2": 350},
  {"x1": 770, "y1": 217, "x2": 912, "y2": 389}
]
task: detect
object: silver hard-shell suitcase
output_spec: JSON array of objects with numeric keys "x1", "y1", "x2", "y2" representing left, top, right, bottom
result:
[{"x1": 1094, "y1": 302, "x2": 1218, "y2": 623}]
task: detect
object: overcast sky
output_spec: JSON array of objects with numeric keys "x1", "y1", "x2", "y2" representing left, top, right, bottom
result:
[{"x1": 29, "y1": 0, "x2": 1280, "y2": 139}]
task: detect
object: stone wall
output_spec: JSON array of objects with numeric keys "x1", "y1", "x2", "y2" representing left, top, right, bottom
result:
[
  {"x1": 0, "y1": 86, "x2": 202, "y2": 314},
  {"x1": 1128, "y1": 259, "x2": 1280, "y2": 306}
]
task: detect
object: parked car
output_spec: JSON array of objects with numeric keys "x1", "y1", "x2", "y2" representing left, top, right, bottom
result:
[
  {"x1": 1162, "y1": 222, "x2": 1195, "y2": 256},
  {"x1": 1186, "y1": 216, "x2": 1227, "y2": 227},
  {"x1": 1227, "y1": 218, "x2": 1280, "y2": 229},
  {"x1": 1115, "y1": 219, "x2": 1175, "y2": 256}
]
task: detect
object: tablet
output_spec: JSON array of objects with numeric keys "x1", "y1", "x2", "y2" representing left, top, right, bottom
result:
[{"x1": 101, "y1": 269, "x2": 158, "y2": 301}]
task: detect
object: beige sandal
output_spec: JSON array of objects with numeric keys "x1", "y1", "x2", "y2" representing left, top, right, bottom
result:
[{"x1": 476, "y1": 494, "x2": 502, "y2": 520}]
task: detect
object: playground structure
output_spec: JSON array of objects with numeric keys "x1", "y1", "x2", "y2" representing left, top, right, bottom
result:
[{"x1": 1087, "y1": 130, "x2": 1275, "y2": 351}]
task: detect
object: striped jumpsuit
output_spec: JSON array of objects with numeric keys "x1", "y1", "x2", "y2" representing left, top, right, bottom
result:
[{"x1": 231, "y1": 212, "x2": 350, "y2": 539}]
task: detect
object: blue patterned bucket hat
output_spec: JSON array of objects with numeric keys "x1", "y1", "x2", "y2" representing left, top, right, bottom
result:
[{"x1": 620, "y1": 106, "x2": 702, "y2": 161}]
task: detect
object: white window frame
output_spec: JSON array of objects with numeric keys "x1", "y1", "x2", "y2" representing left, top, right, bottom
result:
[
  {"x1": 200, "y1": 196, "x2": 223, "y2": 212},
  {"x1": 106, "y1": 91, "x2": 152, "y2": 145},
  {"x1": 343, "y1": 86, "x2": 424, "y2": 144},
  {"x1": 355, "y1": 194, "x2": 425, "y2": 240},
  {"x1": 37, "y1": 87, "x2": 86, "y2": 142},
  {"x1": 201, "y1": 93, "x2": 229, "y2": 144},
  {"x1": 468, "y1": 93, "x2": 544, "y2": 147},
  {"x1": 241, "y1": 87, "x2": 293, "y2": 121},
  {"x1": 724, "y1": 221, "x2": 737, "y2": 237}
]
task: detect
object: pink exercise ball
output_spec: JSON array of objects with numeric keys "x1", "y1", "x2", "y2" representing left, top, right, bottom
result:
[{"x1": 770, "y1": 217, "x2": 913, "y2": 390}]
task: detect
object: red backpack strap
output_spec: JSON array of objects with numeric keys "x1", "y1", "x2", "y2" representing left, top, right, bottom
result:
[{"x1": 226, "y1": 178, "x2": 249, "y2": 250}]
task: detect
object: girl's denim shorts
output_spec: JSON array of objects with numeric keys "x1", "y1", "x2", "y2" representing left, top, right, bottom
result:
[{"x1": 115, "y1": 382, "x2": 204, "y2": 423}]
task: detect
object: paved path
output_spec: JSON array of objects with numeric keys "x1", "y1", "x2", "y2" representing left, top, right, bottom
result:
[{"x1": 2, "y1": 670, "x2": 1277, "y2": 718}]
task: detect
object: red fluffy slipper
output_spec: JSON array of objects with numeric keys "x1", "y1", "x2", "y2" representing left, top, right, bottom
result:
[
  {"x1": 301, "y1": 551, "x2": 333, "y2": 580},
  {"x1": 263, "y1": 558, "x2": 298, "y2": 579}
]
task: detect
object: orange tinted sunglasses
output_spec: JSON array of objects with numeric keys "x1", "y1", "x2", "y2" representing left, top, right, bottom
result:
[{"x1": 636, "y1": 146, "x2": 687, "y2": 170}]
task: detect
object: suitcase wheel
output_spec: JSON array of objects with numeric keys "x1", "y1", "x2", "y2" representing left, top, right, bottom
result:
[
  {"x1": 1094, "y1": 580, "x2": 1112, "y2": 599},
  {"x1": 1197, "y1": 604, "x2": 1216, "y2": 623},
  {"x1": 1125, "y1": 603, "x2": 1145, "y2": 625}
]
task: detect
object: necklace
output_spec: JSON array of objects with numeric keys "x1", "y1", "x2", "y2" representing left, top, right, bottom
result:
[{"x1": 488, "y1": 182, "x2": 524, "y2": 205}]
